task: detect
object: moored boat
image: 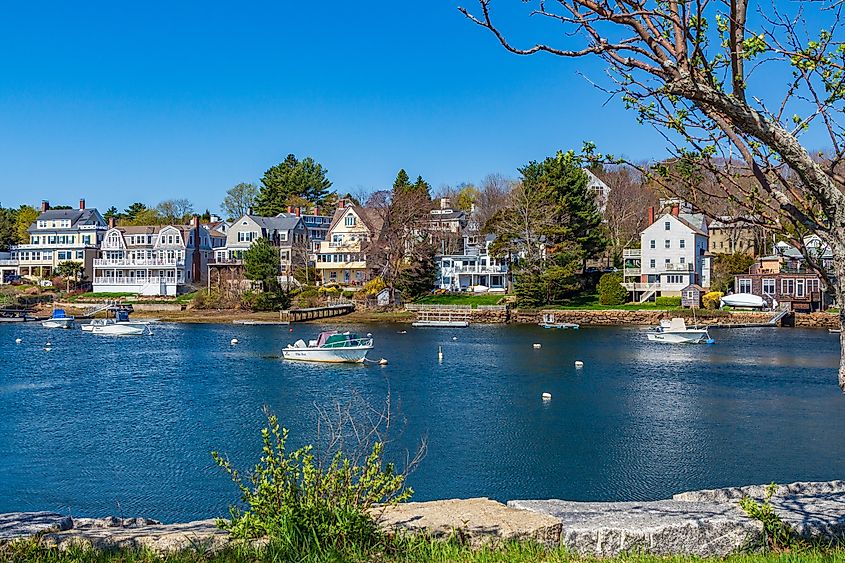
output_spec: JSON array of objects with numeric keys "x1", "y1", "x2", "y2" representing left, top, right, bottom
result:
[
  {"x1": 41, "y1": 308, "x2": 75, "y2": 329},
  {"x1": 720, "y1": 293, "x2": 766, "y2": 309},
  {"x1": 646, "y1": 317, "x2": 711, "y2": 344},
  {"x1": 539, "y1": 313, "x2": 579, "y2": 329},
  {"x1": 282, "y1": 331, "x2": 373, "y2": 363},
  {"x1": 84, "y1": 310, "x2": 151, "y2": 336}
]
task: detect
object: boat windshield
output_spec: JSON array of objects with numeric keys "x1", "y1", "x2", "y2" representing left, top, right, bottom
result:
[{"x1": 319, "y1": 332, "x2": 370, "y2": 348}]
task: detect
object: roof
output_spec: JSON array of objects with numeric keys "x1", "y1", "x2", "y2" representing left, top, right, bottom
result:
[
  {"x1": 28, "y1": 208, "x2": 105, "y2": 233},
  {"x1": 429, "y1": 210, "x2": 466, "y2": 221},
  {"x1": 245, "y1": 214, "x2": 303, "y2": 232},
  {"x1": 707, "y1": 215, "x2": 761, "y2": 229},
  {"x1": 681, "y1": 283, "x2": 704, "y2": 291},
  {"x1": 650, "y1": 212, "x2": 707, "y2": 236},
  {"x1": 327, "y1": 205, "x2": 383, "y2": 235}
]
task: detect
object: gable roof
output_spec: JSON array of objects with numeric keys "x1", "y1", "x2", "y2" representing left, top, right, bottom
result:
[
  {"x1": 327, "y1": 205, "x2": 383, "y2": 235},
  {"x1": 647, "y1": 212, "x2": 707, "y2": 236},
  {"x1": 246, "y1": 214, "x2": 302, "y2": 232}
]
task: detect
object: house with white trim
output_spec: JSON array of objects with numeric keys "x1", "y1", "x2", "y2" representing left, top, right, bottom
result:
[
  {"x1": 315, "y1": 202, "x2": 382, "y2": 286},
  {"x1": 623, "y1": 203, "x2": 711, "y2": 301},
  {"x1": 92, "y1": 217, "x2": 218, "y2": 296},
  {"x1": 12, "y1": 200, "x2": 107, "y2": 280},
  {"x1": 435, "y1": 233, "x2": 508, "y2": 292}
]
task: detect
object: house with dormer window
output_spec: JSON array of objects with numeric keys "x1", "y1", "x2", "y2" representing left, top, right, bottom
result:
[
  {"x1": 12, "y1": 199, "x2": 107, "y2": 280},
  {"x1": 92, "y1": 217, "x2": 217, "y2": 296},
  {"x1": 315, "y1": 201, "x2": 382, "y2": 286}
]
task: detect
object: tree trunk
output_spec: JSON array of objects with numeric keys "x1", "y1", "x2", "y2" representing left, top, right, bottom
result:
[{"x1": 833, "y1": 239, "x2": 845, "y2": 393}]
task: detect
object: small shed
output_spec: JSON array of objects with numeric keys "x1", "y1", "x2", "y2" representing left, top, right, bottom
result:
[{"x1": 681, "y1": 284, "x2": 705, "y2": 309}]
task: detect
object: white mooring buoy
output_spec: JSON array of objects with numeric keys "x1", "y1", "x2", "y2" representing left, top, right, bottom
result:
[
  {"x1": 533, "y1": 343, "x2": 542, "y2": 349},
  {"x1": 230, "y1": 338, "x2": 239, "y2": 346},
  {"x1": 438, "y1": 346, "x2": 443, "y2": 361},
  {"x1": 44, "y1": 347, "x2": 52, "y2": 352},
  {"x1": 378, "y1": 358, "x2": 388, "y2": 365},
  {"x1": 542, "y1": 392, "x2": 552, "y2": 401},
  {"x1": 15, "y1": 338, "x2": 22, "y2": 344},
  {"x1": 575, "y1": 360, "x2": 584, "y2": 368}
]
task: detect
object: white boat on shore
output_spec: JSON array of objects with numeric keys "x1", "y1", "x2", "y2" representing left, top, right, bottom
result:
[
  {"x1": 41, "y1": 309, "x2": 75, "y2": 329},
  {"x1": 282, "y1": 331, "x2": 373, "y2": 363},
  {"x1": 647, "y1": 317, "x2": 711, "y2": 344},
  {"x1": 720, "y1": 293, "x2": 766, "y2": 309}
]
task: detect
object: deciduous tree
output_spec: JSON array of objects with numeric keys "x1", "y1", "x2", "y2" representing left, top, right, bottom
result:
[
  {"x1": 461, "y1": 0, "x2": 845, "y2": 390},
  {"x1": 15, "y1": 205, "x2": 38, "y2": 244},
  {"x1": 156, "y1": 199, "x2": 194, "y2": 224}
]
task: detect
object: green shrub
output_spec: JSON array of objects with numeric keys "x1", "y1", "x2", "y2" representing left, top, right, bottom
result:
[
  {"x1": 342, "y1": 290, "x2": 355, "y2": 299},
  {"x1": 597, "y1": 273, "x2": 628, "y2": 305},
  {"x1": 655, "y1": 296, "x2": 681, "y2": 308},
  {"x1": 240, "y1": 290, "x2": 290, "y2": 312},
  {"x1": 739, "y1": 483, "x2": 807, "y2": 551},
  {"x1": 212, "y1": 409, "x2": 413, "y2": 553}
]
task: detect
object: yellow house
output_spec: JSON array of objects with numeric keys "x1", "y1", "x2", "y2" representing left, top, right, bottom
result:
[{"x1": 315, "y1": 202, "x2": 382, "y2": 286}]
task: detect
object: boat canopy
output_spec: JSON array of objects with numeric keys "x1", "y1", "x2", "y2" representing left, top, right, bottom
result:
[
  {"x1": 315, "y1": 331, "x2": 365, "y2": 348},
  {"x1": 116, "y1": 310, "x2": 130, "y2": 322},
  {"x1": 52, "y1": 309, "x2": 67, "y2": 319}
]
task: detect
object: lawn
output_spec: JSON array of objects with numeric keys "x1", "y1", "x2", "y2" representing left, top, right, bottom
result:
[
  {"x1": 414, "y1": 293, "x2": 506, "y2": 307},
  {"x1": 67, "y1": 292, "x2": 136, "y2": 301},
  {"x1": 545, "y1": 293, "x2": 684, "y2": 311}
]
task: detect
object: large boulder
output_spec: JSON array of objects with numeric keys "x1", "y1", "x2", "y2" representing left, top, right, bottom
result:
[
  {"x1": 42, "y1": 519, "x2": 228, "y2": 553},
  {"x1": 376, "y1": 497, "x2": 562, "y2": 547},
  {"x1": 673, "y1": 480, "x2": 845, "y2": 503},
  {"x1": 0, "y1": 512, "x2": 73, "y2": 540},
  {"x1": 508, "y1": 499, "x2": 764, "y2": 557}
]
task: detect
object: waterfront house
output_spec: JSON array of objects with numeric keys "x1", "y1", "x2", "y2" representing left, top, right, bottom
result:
[
  {"x1": 733, "y1": 237, "x2": 832, "y2": 312},
  {"x1": 277, "y1": 207, "x2": 332, "y2": 261},
  {"x1": 0, "y1": 252, "x2": 19, "y2": 284},
  {"x1": 425, "y1": 198, "x2": 468, "y2": 255},
  {"x1": 12, "y1": 200, "x2": 107, "y2": 280},
  {"x1": 315, "y1": 201, "x2": 382, "y2": 286},
  {"x1": 622, "y1": 202, "x2": 711, "y2": 302},
  {"x1": 585, "y1": 169, "x2": 611, "y2": 212},
  {"x1": 208, "y1": 214, "x2": 308, "y2": 289},
  {"x1": 93, "y1": 217, "x2": 220, "y2": 296},
  {"x1": 435, "y1": 233, "x2": 508, "y2": 292},
  {"x1": 707, "y1": 216, "x2": 766, "y2": 256}
]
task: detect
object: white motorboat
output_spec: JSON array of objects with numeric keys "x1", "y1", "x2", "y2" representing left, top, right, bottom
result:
[
  {"x1": 84, "y1": 310, "x2": 151, "y2": 336},
  {"x1": 647, "y1": 317, "x2": 711, "y2": 344},
  {"x1": 41, "y1": 308, "x2": 75, "y2": 329},
  {"x1": 720, "y1": 293, "x2": 766, "y2": 308},
  {"x1": 282, "y1": 331, "x2": 373, "y2": 363}
]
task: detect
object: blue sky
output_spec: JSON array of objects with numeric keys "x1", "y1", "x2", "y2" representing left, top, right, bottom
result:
[{"x1": 0, "y1": 1, "x2": 830, "y2": 213}]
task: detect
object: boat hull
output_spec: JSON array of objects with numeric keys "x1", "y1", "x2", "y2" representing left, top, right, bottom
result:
[
  {"x1": 647, "y1": 331, "x2": 709, "y2": 344},
  {"x1": 42, "y1": 319, "x2": 75, "y2": 329},
  {"x1": 90, "y1": 323, "x2": 149, "y2": 336},
  {"x1": 411, "y1": 320, "x2": 469, "y2": 328},
  {"x1": 281, "y1": 346, "x2": 372, "y2": 363},
  {"x1": 540, "y1": 323, "x2": 580, "y2": 329},
  {"x1": 720, "y1": 293, "x2": 766, "y2": 308}
]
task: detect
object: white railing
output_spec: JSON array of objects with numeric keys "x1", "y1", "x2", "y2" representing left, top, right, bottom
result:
[
  {"x1": 446, "y1": 266, "x2": 507, "y2": 274},
  {"x1": 0, "y1": 260, "x2": 18, "y2": 266},
  {"x1": 623, "y1": 248, "x2": 642, "y2": 258},
  {"x1": 622, "y1": 282, "x2": 662, "y2": 292},
  {"x1": 94, "y1": 276, "x2": 183, "y2": 286},
  {"x1": 94, "y1": 258, "x2": 183, "y2": 267},
  {"x1": 13, "y1": 243, "x2": 96, "y2": 250},
  {"x1": 623, "y1": 267, "x2": 641, "y2": 277}
]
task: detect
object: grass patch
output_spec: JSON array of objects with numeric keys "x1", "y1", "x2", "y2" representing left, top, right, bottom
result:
[
  {"x1": 541, "y1": 293, "x2": 684, "y2": 311},
  {"x1": 3, "y1": 538, "x2": 845, "y2": 562},
  {"x1": 414, "y1": 294, "x2": 506, "y2": 307}
]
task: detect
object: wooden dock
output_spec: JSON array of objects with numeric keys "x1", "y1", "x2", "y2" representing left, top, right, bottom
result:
[{"x1": 280, "y1": 303, "x2": 355, "y2": 323}]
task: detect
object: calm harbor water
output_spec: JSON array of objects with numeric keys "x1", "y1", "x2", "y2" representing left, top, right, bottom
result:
[{"x1": 0, "y1": 321, "x2": 843, "y2": 522}]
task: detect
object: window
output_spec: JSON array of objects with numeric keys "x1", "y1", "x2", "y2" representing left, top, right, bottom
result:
[
  {"x1": 665, "y1": 258, "x2": 671, "y2": 265},
  {"x1": 679, "y1": 239, "x2": 686, "y2": 249},
  {"x1": 762, "y1": 279, "x2": 775, "y2": 294},
  {"x1": 738, "y1": 278, "x2": 752, "y2": 293},
  {"x1": 664, "y1": 221, "x2": 671, "y2": 231},
  {"x1": 664, "y1": 240, "x2": 670, "y2": 249},
  {"x1": 279, "y1": 232, "x2": 288, "y2": 242},
  {"x1": 796, "y1": 279, "x2": 806, "y2": 298},
  {"x1": 345, "y1": 214, "x2": 356, "y2": 227},
  {"x1": 329, "y1": 271, "x2": 337, "y2": 281},
  {"x1": 680, "y1": 257, "x2": 685, "y2": 264},
  {"x1": 649, "y1": 259, "x2": 655, "y2": 268},
  {"x1": 332, "y1": 234, "x2": 343, "y2": 244},
  {"x1": 237, "y1": 231, "x2": 257, "y2": 243},
  {"x1": 807, "y1": 278, "x2": 820, "y2": 294},
  {"x1": 712, "y1": 241, "x2": 717, "y2": 249},
  {"x1": 650, "y1": 240, "x2": 655, "y2": 249},
  {"x1": 781, "y1": 278, "x2": 795, "y2": 295}
]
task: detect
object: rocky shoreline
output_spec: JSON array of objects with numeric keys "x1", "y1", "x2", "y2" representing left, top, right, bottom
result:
[{"x1": 3, "y1": 480, "x2": 844, "y2": 557}]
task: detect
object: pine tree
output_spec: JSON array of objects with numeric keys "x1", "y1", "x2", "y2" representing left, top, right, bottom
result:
[
  {"x1": 413, "y1": 175, "x2": 432, "y2": 200},
  {"x1": 392, "y1": 169, "x2": 412, "y2": 195},
  {"x1": 255, "y1": 154, "x2": 333, "y2": 215}
]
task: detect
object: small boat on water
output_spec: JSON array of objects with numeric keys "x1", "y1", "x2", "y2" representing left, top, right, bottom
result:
[
  {"x1": 282, "y1": 331, "x2": 373, "y2": 363},
  {"x1": 647, "y1": 317, "x2": 712, "y2": 344},
  {"x1": 41, "y1": 308, "x2": 75, "y2": 329},
  {"x1": 539, "y1": 313, "x2": 579, "y2": 330},
  {"x1": 82, "y1": 310, "x2": 151, "y2": 336},
  {"x1": 830, "y1": 328, "x2": 842, "y2": 334}
]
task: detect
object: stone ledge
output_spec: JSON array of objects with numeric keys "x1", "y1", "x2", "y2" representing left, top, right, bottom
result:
[
  {"x1": 376, "y1": 497, "x2": 562, "y2": 547},
  {"x1": 42, "y1": 519, "x2": 227, "y2": 553},
  {"x1": 674, "y1": 480, "x2": 845, "y2": 502},
  {"x1": 0, "y1": 512, "x2": 73, "y2": 540},
  {"x1": 507, "y1": 499, "x2": 763, "y2": 557}
]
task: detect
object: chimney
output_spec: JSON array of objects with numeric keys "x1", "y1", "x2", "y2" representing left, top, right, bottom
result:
[
  {"x1": 108, "y1": 217, "x2": 116, "y2": 229},
  {"x1": 295, "y1": 207, "x2": 301, "y2": 217},
  {"x1": 440, "y1": 197, "x2": 450, "y2": 210},
  {"x1": 287, "y1": 206, "x2": 293, "y2": 214},
  {"x1": 647, "y1": 206, "x2": 655, "y2": 226},
  {"x1": 41, "y1": 200, "x2": 50, "y2": 212},
  {"x1": 671, "y1": 205, "x2": 680, "y2": 217},
  {"x1": 192, "y1": 216, "x2": 202, "y2": 283},
  {"x1": 79, "y1": 198, "x2": 86, "y2": 210},
  {"x1": 337, "y1": 199, "x2": 346, "y2": 209}
]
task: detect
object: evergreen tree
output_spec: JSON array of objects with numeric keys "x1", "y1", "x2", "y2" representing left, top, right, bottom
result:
[
  {"x1": 255, "y1": 154, "x2": 332, "y2": 215},
  {"x1": 0, "y1": 208, "x2": 17, "y2": 251},
  {"x1": 396, "y1": 243, "x2": 437, "y2": 299},
  {"x1": 392, "y1": 169, "x2": 412, "y2": 195},
  {"x1": 243, "y1": 238, "x2": 280, "y2": 291},
  {"x1": 123, "y1": 202, "x2": 147, "y2": 222},
  {"x1": 413, "y1": 175, "x2": 432, "y2": 200}
]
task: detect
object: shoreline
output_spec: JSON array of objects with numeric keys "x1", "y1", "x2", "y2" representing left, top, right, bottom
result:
[
  {"x1": 3, "y1": 480, "x2": 844, "y2": 557},
  {"x1": 43, "y1": 302, "x2": 840, "y2": 328}
]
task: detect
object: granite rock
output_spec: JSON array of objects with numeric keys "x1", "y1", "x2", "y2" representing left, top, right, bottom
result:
[
  {"x1": 376, "y1": 497, "x2": 562, "y2": 547},
  {"x1": 508, "y1": 499, "x2": 764, "y2": 557},
  {"x1": 42, "y1": 519, "x2": 228, "y2": 553},
  {"x1": 0, "y1": 512, "x2": 73, "y2": 540},
  {"x1": 673, "y1": 480, "x2": 845, "y2": 503}
]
